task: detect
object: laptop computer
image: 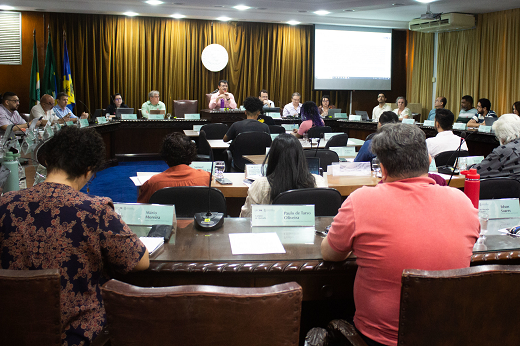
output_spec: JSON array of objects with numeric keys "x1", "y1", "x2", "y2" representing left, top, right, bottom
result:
[
  {"x1": 484, "y1": 116, "x2": 498, "y2": 126},
  {"x1": 93, "y1": 109, "x2": 103, "y2": 119},
  {"x1": 327, "y1": 109, "x2": 341, "y2": 118},
  {"x1": 355, "y1": 110, "x2": 370, "y2": 121},
  {"x1": 115, "y1": 108, "x2": 134, "y2": 119},
  {"x1": 306, "y1": 157, "x2": 321, "y2": 175}
]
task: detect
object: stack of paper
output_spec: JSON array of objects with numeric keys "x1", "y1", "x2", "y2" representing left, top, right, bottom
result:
[{"x1": 139, "y1": 237, "x2": 164, "y2": 254}]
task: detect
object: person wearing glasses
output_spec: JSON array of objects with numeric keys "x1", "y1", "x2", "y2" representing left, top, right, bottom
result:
[
  {"x1": 29, "y1": 94, "x2": 60, "y2": 126},
  {"x1": 105, "y1": 93, "x2": 129, "y2": 117},
  {"x1": 0, "y1": 92, "x2": 39, "y2": 133},
  {"x1": 141, "y1": 90, "x2": 166, "y2": 119}
]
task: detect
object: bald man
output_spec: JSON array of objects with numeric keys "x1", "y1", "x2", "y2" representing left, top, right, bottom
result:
[{"x1": 30, "y1": 94, "x2": 60, "y2": 126}]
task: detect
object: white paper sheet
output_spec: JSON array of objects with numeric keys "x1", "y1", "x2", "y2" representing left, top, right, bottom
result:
[
  {"x1": 229, "y1": 233, "x2": 286, "y2": 255},
  {"x1": 139, "y1": 237, "x2": 164, "y2": 254}
]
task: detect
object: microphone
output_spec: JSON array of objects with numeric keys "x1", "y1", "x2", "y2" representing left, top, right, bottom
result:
[
  {"x1": 194, "y1": 160, "x2": 224, "y2": 231},
  {"x1": 314, "y1": 137, "x2": 321, "y2": 157},
  {"x1": 211, "y1": 88, "x2": 219, "y2": 94}
]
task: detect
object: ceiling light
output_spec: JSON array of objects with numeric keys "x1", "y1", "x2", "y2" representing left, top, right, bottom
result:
[
  {"x1": 0, "y1": 5, "x2": 15, "y2": 10},
  {"x1": 217, "y1": 16, "x2": 231, "y2": 21},
  {"x1": 145, "y1": 0, "x2": 164, "y2": 5},
  {"x1": 416, "y1": 0, "x2": 436, "y2": 3},
  {"x1": 233, "y1": 5, "x2": 251, "y2": 11},
  {"x1": 124, "y1": 12, "x2": 139, "y2": 17},
  {"x1": 343, "y1": 9, "x2": 355, "y2": 12},
  {"x1": 314, "y1": 10, "x2": 330, "y2": 15},
  {"x1": 171, "y1": 13, "x2": 186, "y2": 19},
  {"x1": 287, "y1": 20, "x2": 300, "y2": 25}
]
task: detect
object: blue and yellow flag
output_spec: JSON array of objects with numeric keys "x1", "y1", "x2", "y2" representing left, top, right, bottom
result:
[
  {"x1": 62, "y1": 38, "x2": 75, "y2": 111},
  {"x1": 29, "y1": 33, "x2": 40, "y2": 106}
]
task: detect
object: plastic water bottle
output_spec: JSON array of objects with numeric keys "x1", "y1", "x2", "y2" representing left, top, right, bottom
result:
[
  {"x1": 461, "y1": 168, "x2": 480, "y2": 208},
  {"x1": 2, "y1": 152, "x2": 20, "y2": 192},
  {"x1": 13, "y1": 153, "x2": 26, "y2": 189}
]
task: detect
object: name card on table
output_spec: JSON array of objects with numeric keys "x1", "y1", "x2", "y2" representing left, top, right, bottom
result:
[
  {"x1": 402, "y1": 119, "x2": 415, "y2": 125},
  {"x1": 79, "y1": 119, "x2": 90, "y2": 127},
  {"x1": 271, "y1": 133, "x2": 280, "y2": 140},
  {"x1": 189, "y1": 161, "x2": 215, "y2": 174},
  {"x1": 245, "y1": 164, "x2": 265, "y2": 179},
  {"x1": 121, "y1": 114, "x2": 138, "y2": 120},
  {"x1": 429, "y1": 159, "x2": 437, "y2": 172},
  {"x1": 184, "y1": 113, "x2": 200, "y2": 119},
  {"x1": 251, "y1": 205, "x2": 315, "y2": 227},
  {"x1": 423, "y1": 120, "x2": 435, "y2": 127},
  {"x1": 96, "y1": 117, "x2": 107, "y2": 124},
  {"x1": 114, "y1": 203, "x2": 175, "y2": 226},
  {"x1": 349, "y1": 114, "x2": 361, "y2": 121},
  {"x1": 479, "y1": 199, "x2": 520, "y2": 219},
  {"x1": 281, "y1": 124, "x2": 299, "y2": 131},
  {"x1": 148, "y1": 113, "x2": 164, "y2": 120},
  {"x1": 453, "y1": 122, "x2": 466, "y2": 130},
  {"x1": 330, "y1": 162, "x2": 371, "y2": 176},
  {"x1": 323, "y1": 132, "x2": 344, "y2": 141},
  {"x1": 193, "y1": 124, "x2": 203, "y2": 132},
  {"x1": 267, "y1": 112, "x2": 281, "y2": 119},
  {"x1": 465, "y1": 156, "x2": 485, "y2": 167},
  {"x1": 478, "y1": 125, "x2": 492, "y2": 133},
  {"x1": 53, "y1": 123, "x2": 62, "y2": 131},
  {"x1": 329, "y1": 146, "x2": 356, "y2": 157},
  {"x1": 65, "y1": 121, "x2": 74, "y2": 126},
  {"x1": 43, "y1": 125, "x2": 54, "y2": 139},
  {"x1": 334, "y1": 113, "x2": 348, "y2": 119}
]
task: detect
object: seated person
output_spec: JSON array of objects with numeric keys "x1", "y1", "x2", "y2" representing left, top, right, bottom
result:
[
  {"x1": 355, "y1": 111, "x2": 398, "y2": 162},
  {"x1": 292, "y1": 101, "x2": 324, "y2": 138},
  {"x1": 475, "y1": 113, "x2": 520, "y2": 178},
  {"x1": 282, "y1": 92, "x2": 302, "y2": 117},
  {"x1": 512, "y1": 101, "x2": 519, "y2": 117},
  {"x1": 426, "y1": 108, "x2": 467, "y2": 157},
  {"x1": 137, "y1": 132, "x2": 211, "y2": 202},
  {"x1": 223, "y1": 96, "x2": 269, "y2": 143},
  {"x1": 318, "y1": 95, "x2": 336, "y2": 117},
  {"x1": 141, "y1": 90, "x2": 166, "y2": 118},
  {"x1": 240, "y1": 133, "x2": 327, "y2": 217},
  {"x1": 372, "y1": 93, "x2": 392, "y2": 122},
  {"x1": 467, "y1": 98, "x2": 497, "y2": 128},
  {"x1": 0, "y1": 126, "x2": 149, "y2": 345},
  {"x1": 29, "y1": 94, "x2": 60, "y2": 126},
  {"x1": 426, "y1": 96, "x2": 447, "y2": 121},
  {"x1": 0, "y1": 92, "x2": 38, "y2": 133},
  {"x1": 393, "y1": 96, "x2": 411, "y2": 120},
  {"x1": 209, "y1": 80, "x2": 237, "y2": 110},
  {"x1": 105, "y1": 93, "x2": 129, "y2": 117},
  {"x1": 457, "y1": 95, "x2": 478, "y2": 123},
  {"x1": 321, "y1": 123, "x2": 480, "y2": 346},
  {"x1": 52, "y1": 92, "x2": 89, "y2": 122},
  {"x1": 259, "y1": 89, "x2": 275, "y2": 108}
]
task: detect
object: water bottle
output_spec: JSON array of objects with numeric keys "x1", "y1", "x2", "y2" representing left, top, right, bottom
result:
[
  {"x1": 220, "y1": 98, "x2": 225, "y2": 109},
  {"x1": 13, "y1": 153, "x2": 26, "y2": 189},
  {"x1": 2, "y1": 152, "x2": 20, "y2": 192},
  {"x1": 461, "y1": 168, "x2": 480, "y2": 208}
]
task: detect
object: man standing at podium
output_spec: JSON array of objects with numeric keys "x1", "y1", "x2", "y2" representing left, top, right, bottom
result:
[{"x1": 209, "y1": 80, "x2": 237, "y2": 110}]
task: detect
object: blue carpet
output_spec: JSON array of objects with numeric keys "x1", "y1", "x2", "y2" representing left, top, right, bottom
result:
[{"x1": 80, "y1": 161, "x2": 168, "y2": 203}]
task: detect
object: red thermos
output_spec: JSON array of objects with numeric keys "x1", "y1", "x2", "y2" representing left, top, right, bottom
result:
[{"x1": 461, "y1": 169, "x2": 480, "y2": 208}]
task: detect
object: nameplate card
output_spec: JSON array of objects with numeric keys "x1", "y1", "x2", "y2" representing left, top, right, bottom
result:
[
  {"x1": 148, "y1": 113, "x2": 164, "y2": 120},
  {"x1": 189, "y1": 161, "x2": 215, "y2": 174},
  {"x1": 96, "y1": 117, "x2": 107, "y2": 124},
  {"x1": 121, "y1": 114, "x2": 138, "y2": 120},
  {"x1": 479, "y1": 199, "x2": 520, "y2": 219},
  {"x1": 429, "y1": 159, "x2": 437, "y2": 172},
  {"x1": 478, "y1": 125, "x2": 492, "y2": 133},
  {"x1": 349, "y1": 114, "x2": 361, "y2": 121},
  {"x1": 114, "y1": 203, "x2": 175, "y2": 226},
  {"x1": 44, "y1": 125, "x2": 54, "y2": 138},
  {"x1": 271, "y1": 133, "x2": 280, "y2": 140},
  {"x1": 267, "y1": 112, "x2": 281, "y2": 119},
  {"x1": 281, "y1": 124, "x2": 298, "y2": 131},
  {"x1": 453, "y1": 123, "x2": 466, "y2": 130},
  {"x1": 423, "y1": 120, "x2": 435, "y2": 127},
  {"x1": 465, "y1": 156, "x2": 484, "y2": 167},
  {"x1": 334, "y1": 113, "x2": 348, "y2": 119},
  {"x1": 65, "y1": 121, "x2": 74, "y2": 126},
  {"x1": 193, "y1": 124, "x2": 203, "y2": 132},
  {"x1": 184, "y1": 113, "x2": 200, "y2": 119},
  {"x1": 402, "y1": 119, "x2": 415, "y2": 125},
  {"x1": 251, "y1": 205, "x2": 315, "y2": 227},
  {"x1": 245, "y1": 164, "x2": 265, "y2": 179},
  {"x1": 329, "y1": 146, "x2": 356, "y2": 157},
  {"x1": 323, "y1": 132, "x2": 345, "y2": 141},
  {"x1": 330, "y1": 162, "x2": 371, "y2": 176},
  {"x1": 53, "y1": 123, "x2": 62, "y2": 131},
  {"x1": 79, "y1": 119, "x2": 90, "y2": 127}
]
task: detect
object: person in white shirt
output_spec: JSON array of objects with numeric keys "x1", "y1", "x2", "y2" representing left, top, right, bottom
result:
[
  {"x1": 393, "y1": 96, "x2": 411, "y2": 120},
  {"x1": 426, "y1": 108, "x2": 468, "y2": 157},
  {"x1": 282, "y1": 92, "x2": 302, "y2": 117},
  {"x1": 30, "y1": 94, "x2": 60, "y2": 126},
  {"x1": 259, "y1": 89, "x2": 275, "y2": 108},
  {"x1": 372, "y1": 93, "x2": 391, "y2": 122}
]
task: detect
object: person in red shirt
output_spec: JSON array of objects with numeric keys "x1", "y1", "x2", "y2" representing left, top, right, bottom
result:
[
  {"x1": 137, "y1": 132, "x2": 210, "y2": 203},
  {"x1": 321, "y1": 123, "x2": 480, "y2": 346}
]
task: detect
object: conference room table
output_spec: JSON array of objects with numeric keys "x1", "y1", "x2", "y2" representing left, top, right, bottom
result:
[{"x1": 205, "y1": 137, "x2": 365, "y2": 150}]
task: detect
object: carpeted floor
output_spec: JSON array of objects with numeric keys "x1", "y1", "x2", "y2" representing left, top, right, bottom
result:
[{"x1": 80, "y1": 160, "x2": 168, "y2": 203}]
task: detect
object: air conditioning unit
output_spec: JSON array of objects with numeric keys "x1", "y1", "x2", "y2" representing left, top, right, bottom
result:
[{"x1": 409, "y1": 13, "x2": 475, "y2": 33}]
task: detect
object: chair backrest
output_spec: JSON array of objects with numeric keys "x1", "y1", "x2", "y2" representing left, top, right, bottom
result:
[
  {"x1": 434, "y1": 150, "x2": 469, "y2": 166},
  {"x1": 200, "y1": 123, "x2": 229, "y2": 139},
  {"x1": 102, "y1": 280, "x2": 302, "y2": 346},
  {"x1": 148, "y1": 186, "x2": 226, "y2": 217},
  {"x1": 173, "y1": 100, "x2": 198, "y2": 118},
  {"x1": 230, "y1": 131, "x2": 272, "y2": 172},
  {"x1": 268, "y1": 125, "x2": 286, "y2": 134},
  {"x1": 0, "y1": 269, "x2": 62, "y2": 346},
  {"x1": 307, "y1": 126, "x2": 332, "y2": 138},
  {"x1": 398, "y1": 265, "x2": 520, "y2": 345},
  {"x1": 325, "y1": 133, "x2": 349, "y2": 149},
  {"x1": 480, "y1": 177, "x2": 520, "y2": 199},
  {"x1": 194, "y1": 129, "x2": 214, "y2": 161},
  {"x1": 304, "y1": 149, "x2": 339, "y2": 172},
  {"x1": 273, "y1": 188, "x2": 342, "y2": 216}
]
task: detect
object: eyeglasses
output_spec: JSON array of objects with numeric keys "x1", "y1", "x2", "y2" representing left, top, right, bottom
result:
[{"x1": 7, "y1": 99, "x2": 20, "y2": 103}]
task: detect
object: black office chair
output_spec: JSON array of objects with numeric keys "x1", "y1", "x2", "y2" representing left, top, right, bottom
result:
[
  {"x1": 307, "y1": 126, "x2": 332, "y2": 139},
  {"x1": 480, "y1": 177, "x2": 520, "y2": 199},
  {"x1": 434, "y1": 150, "x2": 469, "y2": 166},
  {"x1": 225, "y1": 132, "x2": 272, "y2": 172},
  {"x1": 148, "y1": 186, "x2": 226, "y2": 217},
  {"x1": 194, "y1": 130, "x2": 213, "y2": 161},
  {"x1": 273, "y1": 188, "x2": 342, "y2": 216},
  {"x1": 200, "y1": 123, "x2": 229, "y2": 140},
  {"x1": 268, "y1": 125, "x2": 285, "y2": 134},
  {"x1": 325, "y1": 133, "x2": 349, "y2": 149},
  {"x1": 304, "y1": 149, "x2": 339, "y2": 173}
]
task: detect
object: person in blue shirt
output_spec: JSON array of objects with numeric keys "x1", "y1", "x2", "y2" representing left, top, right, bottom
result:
[
  {"x1": 427, "y1": 96, "x2": 447, "y2": 121},
  {"x1": 355, "y1": 111, "x2": 399, "y2": 162},
  {"x1": 52, "y1": 92, "x2": 89, "y2": 122}
]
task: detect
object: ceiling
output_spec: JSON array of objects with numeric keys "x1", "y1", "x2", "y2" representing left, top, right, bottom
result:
[{"x1": 7, "y1": 0, "x2": 520, "y2": 29}]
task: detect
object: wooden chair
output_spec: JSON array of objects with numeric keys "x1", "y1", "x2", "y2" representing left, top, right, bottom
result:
[{"x1": 173, "y1": 100, "x2": 198, "y2": 118}]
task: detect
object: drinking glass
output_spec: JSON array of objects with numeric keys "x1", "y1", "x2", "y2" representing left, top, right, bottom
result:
[
  {"x1": 478, "y1": 211, "x2": 489, "y2": 237},
  {"x1": 371, "y1": 157, "x2": 381, "y2": 178},
  {"x1": 214, "y1": 161, "x2": 225, "y2": 179}
]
